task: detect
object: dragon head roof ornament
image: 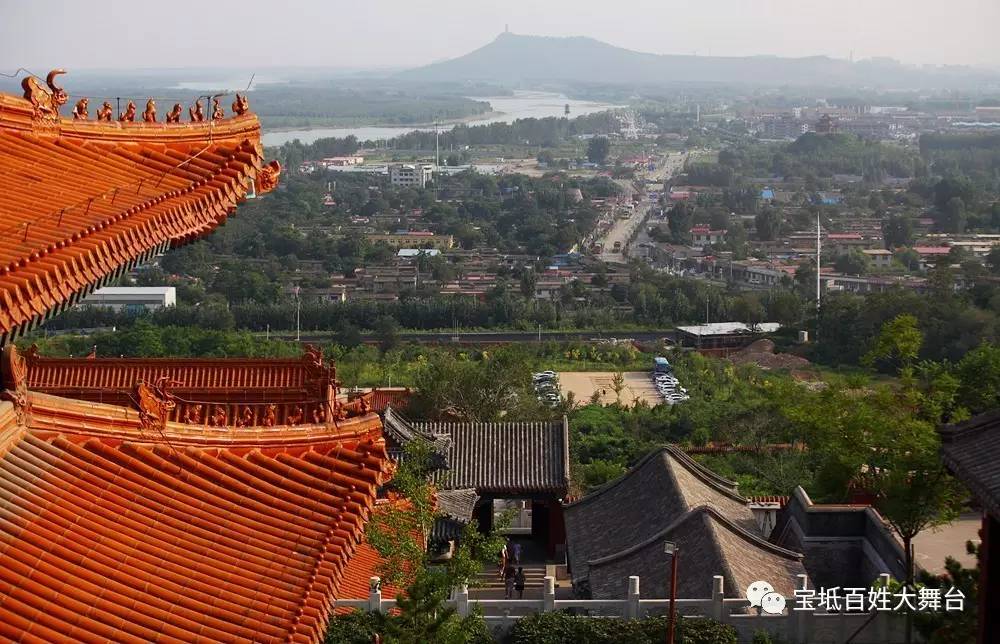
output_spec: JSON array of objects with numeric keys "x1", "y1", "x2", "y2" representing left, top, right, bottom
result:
[{"x1": 21, "y1": 69, "x2": 68, "y2": 119}]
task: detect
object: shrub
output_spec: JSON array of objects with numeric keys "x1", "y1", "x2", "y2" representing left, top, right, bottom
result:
[
  {"x1": 505, "y1": 612, "x2": 736, "y2": 644},
  {"x1": 681, "y1": 618, "x2": 739, "y2": 644},
  {"x1": 324, "y1": 610, "x2": 382, "y2": 644}
]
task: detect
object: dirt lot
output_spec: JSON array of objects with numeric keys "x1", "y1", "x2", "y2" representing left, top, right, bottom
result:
[{"x1": 558, "y1": 371, "x2": 662, "y2": 406}]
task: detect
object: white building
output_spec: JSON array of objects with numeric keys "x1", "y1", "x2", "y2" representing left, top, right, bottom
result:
[
  {"x1": 81, "y1": 286, "x2": 176, "y2": 312},
  {"x1": 390, "y1": 163, "x2": 433, "y2": 188}
]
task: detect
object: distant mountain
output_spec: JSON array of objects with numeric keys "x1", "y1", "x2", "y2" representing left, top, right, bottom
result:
[{"x1": 401, "y1": 33, "x2": 996, "y2": 88}]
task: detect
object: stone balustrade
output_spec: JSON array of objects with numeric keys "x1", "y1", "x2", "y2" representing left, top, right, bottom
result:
[{"x1": 336, "y1": 573, "x2": 910, "y2": 643}]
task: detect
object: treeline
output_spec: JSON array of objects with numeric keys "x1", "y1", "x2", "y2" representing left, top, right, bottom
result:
[
  {"x1": 919, "y1": 132, "x2": 1000, "y2": 192},
  {"x1": 708, "y1": 132, "x2": 922, "y2": 182},
  {"x1": 248, "y1": 86, "x2": 491, "y2": 129},
  {"x1": 385, "y1": 111, "x2": 617, "y2": 149},
  {"x1": 41, "y1": 296, "x2": 633, "y2": 334}
]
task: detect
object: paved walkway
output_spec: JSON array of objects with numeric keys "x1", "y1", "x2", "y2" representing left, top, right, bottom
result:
[{"x1": 913, "y1": 512, "x2": 981, "y2": 575}]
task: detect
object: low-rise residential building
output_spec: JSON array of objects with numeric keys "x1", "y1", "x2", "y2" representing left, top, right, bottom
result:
[
  {"x1": 368, "y1": 232, "x2": 454, "y2": 250},
  {"x1": 691, "y1": 225, "x2": 726, "y2": 248},
  {"x1": 862, "y1": 248, "x2": 893, "y2": 268},
  {"x1": 390, "y1": 163, "x2": 434, "y2": 188}
]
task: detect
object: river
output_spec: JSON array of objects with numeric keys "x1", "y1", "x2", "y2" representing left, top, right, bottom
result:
[{"x1": 261, "y1": 91, "x2": 623, "y2": 147}]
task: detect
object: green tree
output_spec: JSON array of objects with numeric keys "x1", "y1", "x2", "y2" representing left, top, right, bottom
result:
[
  {"x1": 834, "y1": 250, "x2": 869, "y2": 276},
  {"x1": 955, "y1": 343, "x2": 1000, "y2": 413},
  {"x1": 754, "y1": 207, "x2": 782, "y2": 241},
  {"x1": 376, "y1": 316, "x2": 401, "y2": 353},
  {"x1": 862, "y1": 314, "x2": 923, "y2": 373},
  {"x1": 335, "y1": 320, "x2": 363, "y2": 349},
  {"x1": 793, "y1": 260, "x2": 817, "y2": 300},
  {"x1": 587, "y1": 136, "x2": 610, "y2": 164},
  {"x1": 667, "y1": 201, "x2": 694, "y2": 244},
  {"x1": 611, "y1": 371, "x2": 626, "y2": 404},
  {"x1": 874, "y1": 442, "x2": 963, "y2": 586},
  {"x1": 520, "y1": 269, "x2": 538, "y2": 298},
  {"x1": 883, "y1": 214, "x2": 915, "y2": 249},
  {"x1": 941, "y1": 197, "x2": 967, "y2": 234},
  {"x1": 340, "y1": 442, "x2": 501, "y2": 644},
  {"x1": 914, "y1": 542, "x2": 979, "y2": 644}
]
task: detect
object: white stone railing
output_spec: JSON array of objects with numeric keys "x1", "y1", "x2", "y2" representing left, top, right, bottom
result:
[{"x1": 336, "y1": 573, "x2": 908, "y2": 644}]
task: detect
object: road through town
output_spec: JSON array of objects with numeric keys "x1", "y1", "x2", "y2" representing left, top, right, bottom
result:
[{"x1": 595, "y1": 151, "x2": 687, "y2": 264}]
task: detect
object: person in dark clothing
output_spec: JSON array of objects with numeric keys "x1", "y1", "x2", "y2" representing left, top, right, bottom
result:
[
  {"x1": 504, "y1": 564, "x2": 516, "y2": 599},
  {"x1": 514, "y1": 567, "x2": 526, "y2": 599}
]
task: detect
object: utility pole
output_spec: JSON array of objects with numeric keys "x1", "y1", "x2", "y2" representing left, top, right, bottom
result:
[
  {"x1": 294, "y1": 285, "x2": 301, "y2": 342},
  {"x1": 664, "y1": 541, "x2": 679, "y2": 644},
  {"x1": 435, "y1": 121, "x2": 440, "y2": 168},
  {"x1": 816, "y1": 212, "x2": 821, "y2": 340}
]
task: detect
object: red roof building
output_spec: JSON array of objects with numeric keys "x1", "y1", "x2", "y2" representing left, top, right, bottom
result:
[
  {"x1": 0, "y1": 72, "x2": 279, "y2": 344},
  {"x1": 0, "y1": 73, "x2": 394, "y2": 642}
]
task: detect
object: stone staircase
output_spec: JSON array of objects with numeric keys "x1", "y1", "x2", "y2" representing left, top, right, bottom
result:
[{"x1": 470, "y1": 562, "x2": 548, "y2": 600}]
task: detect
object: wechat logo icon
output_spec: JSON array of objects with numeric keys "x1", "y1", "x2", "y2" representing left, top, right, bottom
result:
[{"x1": 747, "y1": 581, "x2": 786, "y2": 615}]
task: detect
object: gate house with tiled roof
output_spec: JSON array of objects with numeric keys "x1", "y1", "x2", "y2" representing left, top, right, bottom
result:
[{"x1": 384, "y1": 408, "x2": 571, "y2": 557}]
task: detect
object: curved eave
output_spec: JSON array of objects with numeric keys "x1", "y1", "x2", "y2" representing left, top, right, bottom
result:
[{"x1": 0, "y1": 93, "x2": 274, "y2": 341}]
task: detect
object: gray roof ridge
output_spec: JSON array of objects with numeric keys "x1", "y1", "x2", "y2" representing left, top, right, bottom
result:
[
  {"x1": 586, "y1": 504, "x2": 803, "y2": 569},
  {"x1": 664, "y1": 445, "x2": 743, "y2": 495},
  {"x1": 940, "y1": 408, "x2": 1000, "y2": 440},
  {"x1": 564, "y1": 445, "x2": 745, "y2": 511},
  {"x1": 383, "y1": 406, "x2": 451, "y2": 453}
]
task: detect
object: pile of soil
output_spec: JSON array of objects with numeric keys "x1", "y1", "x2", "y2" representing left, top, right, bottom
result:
[{"x1": 728, "y1": 339, "x2": 812, "y2": 371}]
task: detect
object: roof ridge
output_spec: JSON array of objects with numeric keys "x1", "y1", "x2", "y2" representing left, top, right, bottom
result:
[
  {"x1": 586, "y1": 504, "x2": 803, "y2": 568},
  {"x1": 27, "y1": 391, "x2": 384, "y2": 447},
  {"x1": 664, "y1": 444, "x2": 743, "y2": 494},
  {"x1": 940, "y1": 408, "x2": 1000, "y2": 440},
  {"x1": 0, "y1": 92, "x2": 262, "y2": 144},
  {"x1": 563, "y1": 445, "x2": 745, "y2": 510}
]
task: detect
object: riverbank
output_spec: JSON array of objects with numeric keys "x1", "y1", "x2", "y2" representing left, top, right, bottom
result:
[
  {"x1": 262, "y1": 91, "x2": 624, "y2": 146},
  {"x1": 261, "y1": 108, "x2": 502, "y2": 135}
]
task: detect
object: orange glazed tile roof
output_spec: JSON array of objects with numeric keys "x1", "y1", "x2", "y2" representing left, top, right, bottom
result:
[
  {"x1": 0, "y1": 349, "x2": 391, "y2": 643},
  {"x1": 0, "y1": 73, "x2": 279, "y2": 343}
]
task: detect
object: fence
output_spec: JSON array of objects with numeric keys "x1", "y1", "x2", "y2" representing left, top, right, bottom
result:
[{"x1": 335, "y1": 573, "x2": 910, "y2": 643}]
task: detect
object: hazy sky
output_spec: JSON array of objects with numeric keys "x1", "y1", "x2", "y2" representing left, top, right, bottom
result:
[{"x1": 2, "y1": 0, "x2": 998, "y2": 71}]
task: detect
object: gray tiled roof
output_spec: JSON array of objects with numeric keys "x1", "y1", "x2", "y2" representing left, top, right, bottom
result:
[
  {"x1": 414, "y1": 418, "x2": 571, "y2": 497},
  {"x1": 941, "y1": 409, "x2": 1000, "y2": 521},
  {"x1": 436, "y1": 488, "x2": 479, "y2": 522},
  {"x1": 587, "y1": 505, "x2": 806, "y2": 600},
  {"x1": 382, "y1": 407, "x2": 452, "y2": 469},
  {"x1": 430, "y1": 488, "x2": 479, "y2": 545},
  {"x1": 564, "y1": 446, "x2": 806, "y2": 599}
]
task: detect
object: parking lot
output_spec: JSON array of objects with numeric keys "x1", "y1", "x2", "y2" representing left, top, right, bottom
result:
[{"x1": 558, "y1": 371, "x2": 664, "y2": 406}]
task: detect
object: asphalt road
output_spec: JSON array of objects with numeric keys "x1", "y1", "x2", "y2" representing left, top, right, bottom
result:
[{"x1": 595, "y1": 152, "x2": 687, "y2": 264}]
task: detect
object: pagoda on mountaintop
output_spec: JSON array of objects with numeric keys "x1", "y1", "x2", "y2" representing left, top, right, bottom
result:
[{"x1": 0, "y1": 71, "x2": 391, "y2": 643}]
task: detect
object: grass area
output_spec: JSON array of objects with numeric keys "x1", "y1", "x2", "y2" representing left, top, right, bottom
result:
[{"x1": 686, "y1": 149, "x2": 719, "y2": 164}]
